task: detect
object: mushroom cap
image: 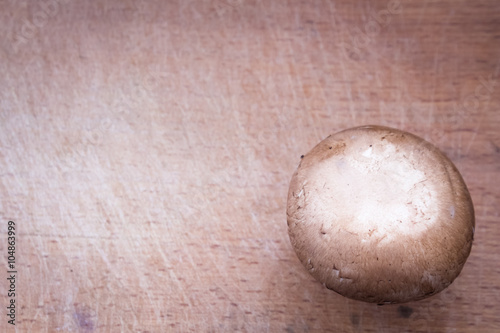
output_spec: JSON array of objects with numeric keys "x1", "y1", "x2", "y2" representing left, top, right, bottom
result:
[{"x1": 287, "y1": 125, "x2": 475, "y2": 304}]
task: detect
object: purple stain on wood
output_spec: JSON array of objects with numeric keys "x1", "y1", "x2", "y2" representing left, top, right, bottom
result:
[
  {"x1": 74, "y1": 310, "x2": 95, "y2": 331},
  {"x1": 397, "y1": 305, "x2": 414, "y2": 318},
  {"x1": 350, "y1": 313, "x2": 360, "y2": 326}
]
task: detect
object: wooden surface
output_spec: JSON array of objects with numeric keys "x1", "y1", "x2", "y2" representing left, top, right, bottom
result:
[{"x1": 1, "y1": 0, "x2": 499, "y2": 332}]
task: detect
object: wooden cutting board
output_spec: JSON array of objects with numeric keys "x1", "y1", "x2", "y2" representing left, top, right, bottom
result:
[{"x1": 1, "y1": 1, "x2": 499, "y2": 332}]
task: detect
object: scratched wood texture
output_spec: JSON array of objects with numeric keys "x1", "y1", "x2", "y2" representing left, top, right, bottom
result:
[{"x1": 0, "y1": 0, "x2": 499, "y2": 332}]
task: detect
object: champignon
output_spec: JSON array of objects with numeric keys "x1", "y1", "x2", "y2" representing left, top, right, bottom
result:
[{"x1": 286, "y1": 125, "x2": 475, "y2": 304}]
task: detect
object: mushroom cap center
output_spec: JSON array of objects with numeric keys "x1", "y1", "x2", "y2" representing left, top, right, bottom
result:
[{"x1": 309, "y1": 142, "x2": 438, "y2": 243}]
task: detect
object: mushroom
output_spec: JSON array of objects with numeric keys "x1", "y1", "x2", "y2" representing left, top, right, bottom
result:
[{"x1": 287, "y1": 125, "x2": 475, "y2": 304}]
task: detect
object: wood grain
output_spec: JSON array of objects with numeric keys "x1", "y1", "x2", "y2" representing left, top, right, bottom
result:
[{"x1": 0, "y1": 0, "x2": 499, "y2": 332}]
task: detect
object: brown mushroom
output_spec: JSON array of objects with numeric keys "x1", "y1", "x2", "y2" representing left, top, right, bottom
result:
[{"x1": 287, "y1": 125, "x2": 475, "y2": 304}]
